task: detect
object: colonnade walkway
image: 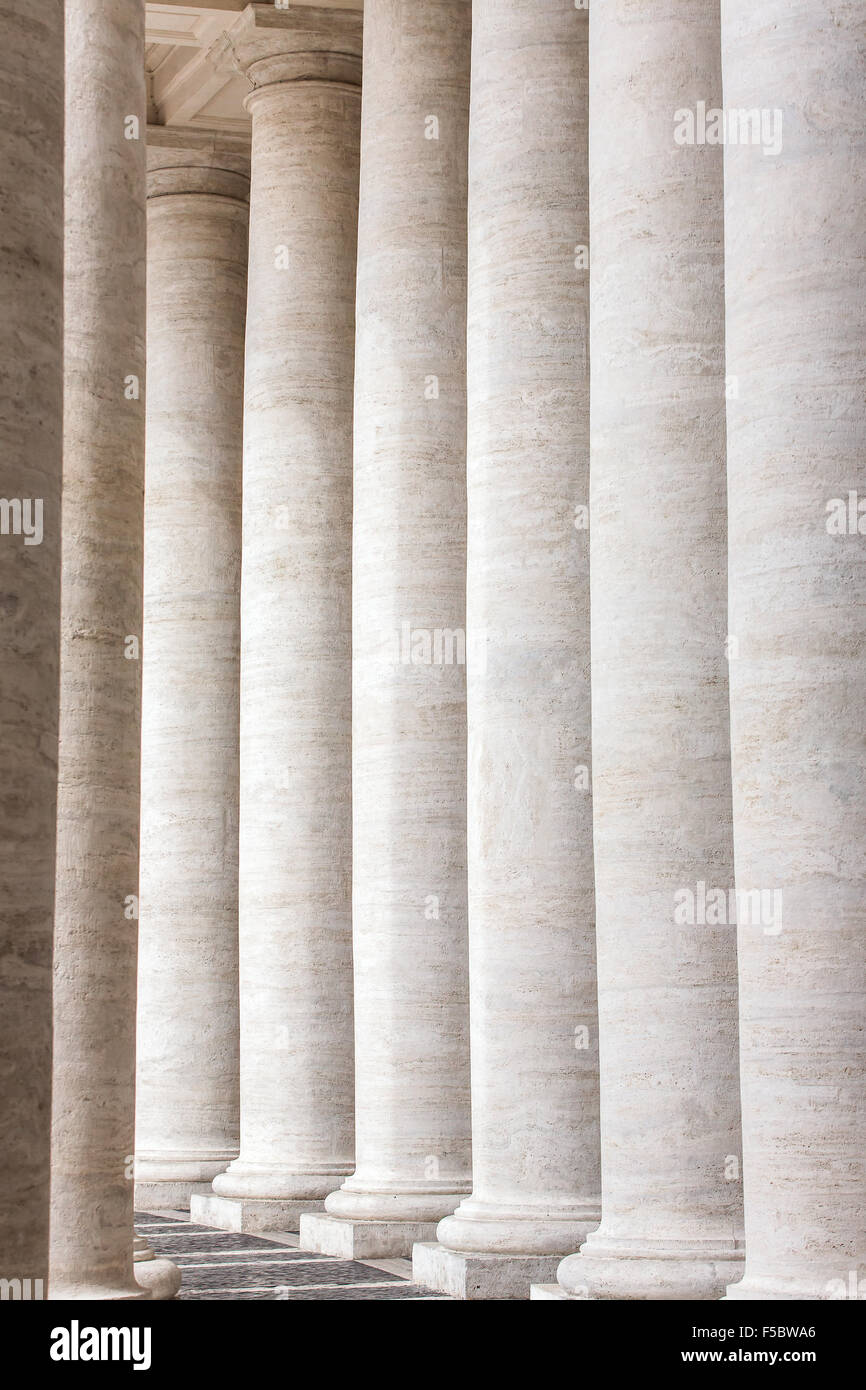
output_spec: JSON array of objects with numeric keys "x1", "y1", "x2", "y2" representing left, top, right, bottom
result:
[{"x1": 137, "y1": 1212, "x2": 449, "y2": 1302}]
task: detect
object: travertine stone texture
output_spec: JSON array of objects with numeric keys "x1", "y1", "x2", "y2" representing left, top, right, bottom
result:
[
  {"x1": 301, "y1": 1212, "x2": 439, "y2": 1261},
  {"x1": 413, "y1": 1242, "x2": 564, "y2": 1301},
  {"x1": 313, "y1": 0, "x2": 472, "y2": 1255},
  {"x1": 192, "y1": 1193, "x2": 325, "y2": 1236},
  {"x1": 428, "y1": 0, "x2": 600, "y2": 1288},
  {"x1": 557, "y1": 0, "x2": 743, "y2": 1300},
  {"x1": 0, "y1": 0, "x2": 63, "y2": 1290},
  {"x1": 723, "y1": 0, "x2": 866, "y2": 1301},
  {"x1": 50, "y1": 0, "x2": 175, "y2": 1301},
  {"x1": 193, "y1": 3, "x2": 361, "y2": 1230},
  {"x1": 135, "y1": 127, "x2": 249, "y2": 1211}
]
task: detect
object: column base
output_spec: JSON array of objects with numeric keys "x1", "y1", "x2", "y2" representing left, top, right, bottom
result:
[
  {"x1": 558, "y1": 1233, "x2": 745, "y2": 1300},
  {"x1": 300, "y1": 1211, "x2": 439, "y2": 1260},
  {"x1": 324, "y1": 1181, "x2": 468, "y2": 1226},
  {"x1": 133, "y1": 1238, "x2": 181, "y2": 1300},
  {"x1": 530, "y1": 1283, "x2": 571, "y2": 1300},
  {"x1": 725, "y1": 1273, "x2": 864, "y2": 1301},
  {"x1": 412, "y1": 1241, "x2": 564, "y2": 1300},
  {"x1": 190, "y1": 1192, "x2": 326, "y2": 1234},
  {"x1": 435, "y1": 1196, "x2": 600, "y2": 1257},
  {"x1": 134, "y1": 1258, "x2": 181, "y2": 1300},
  {"x1": 48, "y1": 1284, "x2": 150, "y2": 1302},
  {"x1": 134, "y1": 1152, "x2": 237, "y2": 1212},
  {"x1": 135, "y1": 1179, "x2": 218, "y2": 1212}
]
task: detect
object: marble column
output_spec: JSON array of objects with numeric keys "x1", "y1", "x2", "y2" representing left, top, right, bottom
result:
[
  {"x1": 413, "y1": 0, "x2": 600, "y2": 1300},
  {"x1": 723, "y1": 0, "x2": 866, "y2": 1301},
  {"x1": 0, "y1": 0, "x2": 63, "y2": 1296},
  {"x1": 135, "y1": 128, "x2": 249, "y2": 1212},
  {"x1": 300, "y1": 0, "x2": 472, "y2": 1262},
  {"x1": 49, "y1": 0, "x2": 178, "y2": 1300},
  {"x1": 541, "y1": 0, "x2": 744, "y2": 1302},
  {"x1": 191, "y1": 3, "x2": 360, "y2": 1235}
]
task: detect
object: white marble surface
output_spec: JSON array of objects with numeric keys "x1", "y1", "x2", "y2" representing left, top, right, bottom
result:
[
  {"x1": 206, "y1": 4, "x2": 361, "y2": 1219},
  {"x1": 429, "y1": 0, "x2": 600, "y2": 1286},
  {"x1": 723, "y1": 0, "x2": 866, "y2": 1301},
  {"x1": 319, "y1": 0, "x2": 473, "y2": 1247},
  {"x1": 50, "y1": 0, "x2": 158, "y2": 1301},
  {"x1": 0, "y1": 0, "x2": 64, "y2": 1292},
  {"x1": 136, "y1": 128, "x2": 249, "y2": 1209},
  {"x1": 557, "y1": 0, "x2": 744, "y2": 1302}
]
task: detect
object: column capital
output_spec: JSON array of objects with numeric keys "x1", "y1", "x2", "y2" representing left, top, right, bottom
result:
[
  {"x1": 210, "y1": 3, "x2": 362, "y2": 97},
  {"x1": 146, "y1": 125, "x2": 251, "y2": 201},
  {"x1": 214, "y1": 2, "x2": 361, "y2": 96}
]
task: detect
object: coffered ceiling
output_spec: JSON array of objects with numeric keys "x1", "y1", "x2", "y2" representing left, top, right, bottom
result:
[{"x1": 145, "y1": 1, "x2": 363, "y2": 132}]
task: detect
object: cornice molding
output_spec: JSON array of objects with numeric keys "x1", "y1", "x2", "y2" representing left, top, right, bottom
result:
[
  {"x1": 146, "y1": 3, "x2": 364, "y2": 130},
  {"x1": 209, "y1": 4, "x2": 363, "y2": 95}
]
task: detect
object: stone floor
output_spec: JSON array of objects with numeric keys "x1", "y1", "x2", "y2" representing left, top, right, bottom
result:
[{"x1": 135, "y1": 1211, "x2": 452, "y2": 1301}]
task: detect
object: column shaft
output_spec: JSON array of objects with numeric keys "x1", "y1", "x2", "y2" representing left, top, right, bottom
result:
[
  {"x1": 301, "y1": 0, "x2": 473, "y2": 1262},
  {"x1": 192, "y1": 4, "x2": 361, "y2": 1234},
  {"x1": 0, "y1": 0, "x2": 64, "y2": 1294},
  {"x1": 723, "y1": 0, "x2": 866, "y2": 1301},
  {"x1": 135, "y1": 129, "x2": 249, "y2": 1211},
  {"x1": 50, "y1": 0, "x2": 176, "y2": 1300},
  {"x1": 416, "y1": 0, "x2": 600, "y2": 1300},
  {"x1": 555, "y1": 0, "x2": 743, "y2": 1301}
]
